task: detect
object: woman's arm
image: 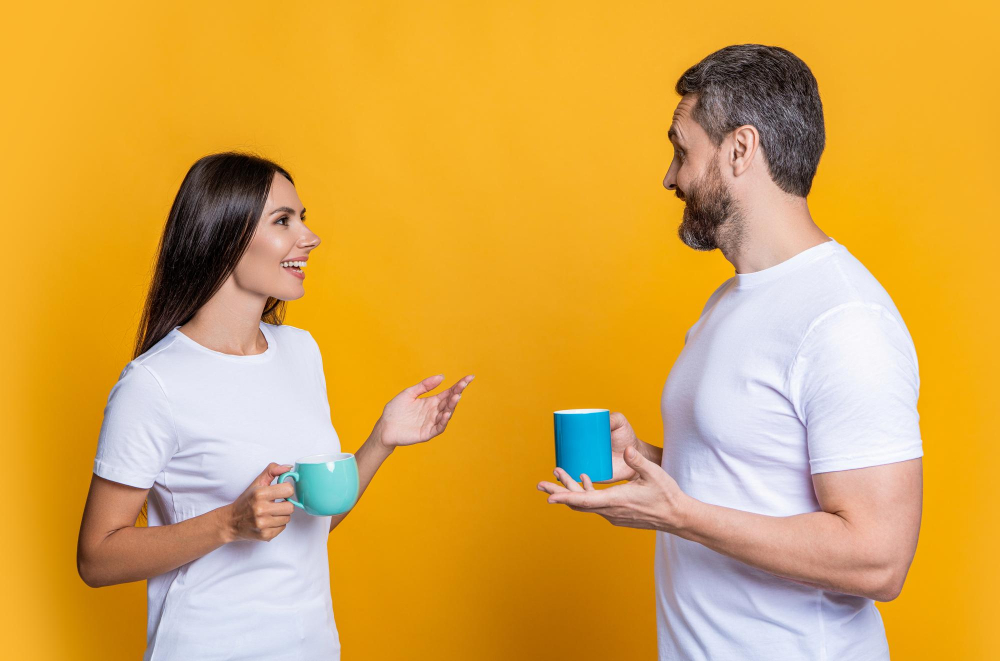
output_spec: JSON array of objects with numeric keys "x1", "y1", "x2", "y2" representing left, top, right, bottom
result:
[
  {"x1": 78, "y1": 463, "x2": 295, "y2": 587},
  {"x1": 328, "y1": 424, "x2": 393, "y2": 532},
  {"x1": 329, "y1": 374, "x2": 475, "y2": 533}
]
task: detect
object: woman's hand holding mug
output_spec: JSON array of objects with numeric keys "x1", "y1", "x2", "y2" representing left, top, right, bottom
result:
[{"x1": 223, "y1": 462, "x2": 296, "y2": 542}]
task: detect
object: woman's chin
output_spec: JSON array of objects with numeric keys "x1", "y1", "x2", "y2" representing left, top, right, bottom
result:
[{"x1": 266, "y1": 287, "x2": 306, "y2": 303}]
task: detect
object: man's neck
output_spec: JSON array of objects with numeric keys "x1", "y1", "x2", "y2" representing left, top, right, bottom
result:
[{"x1": 720, "y1": 193, "x2": 830, "y2": 274}]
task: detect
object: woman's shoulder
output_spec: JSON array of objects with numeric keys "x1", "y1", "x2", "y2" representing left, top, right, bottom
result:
[
  {"x1": 264, "y1": 321, "x2": 316, "y2": 345},
  {"x1": 264, "y1": 322, "x2": 322, "y2": 357}
]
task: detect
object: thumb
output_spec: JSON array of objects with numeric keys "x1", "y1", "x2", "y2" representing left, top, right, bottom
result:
[
  {"x1": 255, "y1": 462, "x2": 291, "y2": 487},
  {"x1": 623, "y1": 446, "x2": 653, "y2": 477},
  {"x1": 405, "y1": 374, "x2": 445, "y2": 397}
]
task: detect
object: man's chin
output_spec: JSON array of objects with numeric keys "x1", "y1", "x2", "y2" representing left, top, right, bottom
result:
[{"x1": 677, "y1": 219, "x2": 718, "y2": 252}]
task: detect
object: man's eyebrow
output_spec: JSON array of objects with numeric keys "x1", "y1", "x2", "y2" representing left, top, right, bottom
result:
[
  {"x1": 668, "y1": 127, "x2": 684, "y2": 145},
  {"x1": 269, "y1": 206, "x2": 306, "y2": 216}
]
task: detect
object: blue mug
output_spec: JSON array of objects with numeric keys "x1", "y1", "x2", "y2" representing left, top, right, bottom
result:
[
  {"x1": 554, "y1": 409, "x2": 612, "y2": 482},
  {"x1": 277, "y1": 452, "x2": 360, "y2": 516}
]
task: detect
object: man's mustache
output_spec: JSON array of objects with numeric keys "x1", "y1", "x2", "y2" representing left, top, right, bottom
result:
[{"x1": 675, "y1": 188, "x2": 686, "y2": 202}]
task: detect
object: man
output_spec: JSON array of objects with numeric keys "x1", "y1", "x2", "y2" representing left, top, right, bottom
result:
[{"x1": 538, "y1": 44, "x2": 923, "y2": 660}]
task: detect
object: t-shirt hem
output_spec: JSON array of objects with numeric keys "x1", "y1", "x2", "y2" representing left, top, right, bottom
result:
[
  {"x1": 809, "y1": 442, "x2": 923, "y2": 474},
  {"x1": 94, "y1": 458, "x2": 156, "y2": 489}
]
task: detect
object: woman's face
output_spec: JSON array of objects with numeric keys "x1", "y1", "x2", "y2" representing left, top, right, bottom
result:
[{"x1": 233, "y1": 173, "x2": 321, "y2": 302}]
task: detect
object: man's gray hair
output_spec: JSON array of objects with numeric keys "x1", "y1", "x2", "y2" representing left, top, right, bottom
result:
[{"x1": 676, "y1": 44, "x2": 825, "y2": 197}]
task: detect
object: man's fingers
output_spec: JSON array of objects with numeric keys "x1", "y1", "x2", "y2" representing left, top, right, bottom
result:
[
  {"x1": 581, "y1": 474, "x2": 595, "y2": 491},
  {"x1": 537, "y1": 481, "x2": 570, "y2": 494},
  {"x1": 623, "y1": 446, "x2": 654, "y2": 478},
  {"x1": 554, "y1": 467, "x2": 585, "y2": 492},
  {"x1": 609, "y1": 412, "x2": 628, "y2": 431},
  {"x1": 547, "y1": 490, "x2": 600, "y2": 508}
]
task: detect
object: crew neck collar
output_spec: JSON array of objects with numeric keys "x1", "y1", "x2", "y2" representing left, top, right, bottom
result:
[
  {"x1": 733, "y1": 237, "x2": 839, "y2": 290},
  {"x1": 170, "y1": 321, "x2": 276, "y2": 362}
]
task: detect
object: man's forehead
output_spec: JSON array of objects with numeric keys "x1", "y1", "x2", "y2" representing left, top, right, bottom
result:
[{"x1": 669, "y1": 95, "x2": 698, "y2": 140}]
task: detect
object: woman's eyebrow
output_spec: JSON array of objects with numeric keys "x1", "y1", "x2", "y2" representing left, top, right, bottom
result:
[{"x1": 269, "y1": 206, "x2": 306, "y2": 216}]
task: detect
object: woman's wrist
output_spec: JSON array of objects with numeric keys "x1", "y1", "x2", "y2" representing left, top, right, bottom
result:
[
  {"x1": 368, "y1": 418, "x2": 396, "y2": 456},
  {"x1": 214, "y1": 504, "x2": 237, "y2": 544}
]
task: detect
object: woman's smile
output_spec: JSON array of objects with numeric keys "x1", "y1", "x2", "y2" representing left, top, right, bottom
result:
[{"x1": 280, "y1": 258, "x2": 309, "y2": 280}]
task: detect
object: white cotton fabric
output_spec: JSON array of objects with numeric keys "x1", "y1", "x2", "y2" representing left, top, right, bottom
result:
[
  {"x1": 655, "y1": 238, "x2": 922, "y2": 660},
  {"x1": 93, "y1": 321, "x2": 343, "y2": 660}
]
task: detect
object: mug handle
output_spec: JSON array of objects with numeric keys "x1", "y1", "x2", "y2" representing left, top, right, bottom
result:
[{"x1": 277, "y1": 472, "x2": 304, "y2": 509}]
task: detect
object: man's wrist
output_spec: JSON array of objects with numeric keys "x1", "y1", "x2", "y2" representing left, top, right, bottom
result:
[
  {"x1": 636, "y1": 438, "x2": 663, "y2": 465},
  {"x1": 664, "y1": 492, "x2": 703, "y2": 540}
]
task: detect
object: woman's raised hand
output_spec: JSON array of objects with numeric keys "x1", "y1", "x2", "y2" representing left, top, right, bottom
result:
[
  {"x1": 376, "y1": 374, "x2": 475, "y2": 448},
  {"x1": 225, "y1": 463, "x2": 296, "y2": 542}
]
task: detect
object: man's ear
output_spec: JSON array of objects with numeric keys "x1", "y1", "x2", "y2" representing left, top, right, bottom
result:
[{"x1": 730, "y1": 124, "x2": 760, "y2": 177}]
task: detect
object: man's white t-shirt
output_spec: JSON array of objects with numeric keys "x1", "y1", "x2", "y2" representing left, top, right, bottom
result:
[
  {"x1": 655, "y1": 238, "x2": 922, "y2": 661},
  {"x1": 93, "y1": 321, "x2": 343, "y2": 660}
]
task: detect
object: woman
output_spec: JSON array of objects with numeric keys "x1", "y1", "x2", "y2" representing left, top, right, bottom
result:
[{"x1": 76, "y1": 152, "x2": 474, "y2": 660}]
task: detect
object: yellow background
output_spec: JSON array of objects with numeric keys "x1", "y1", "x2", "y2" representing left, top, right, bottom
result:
[{"x1": 3, "y1": 1, "x2": 996, "y2": 658}]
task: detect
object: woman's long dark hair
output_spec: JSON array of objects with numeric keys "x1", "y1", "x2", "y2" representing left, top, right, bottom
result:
[
  {"x1": 134, "y1": 151, "x2": 294, "y2": 359},
  {"x1": 134, "y1": 151, "x2": 293, "y2": 524}
]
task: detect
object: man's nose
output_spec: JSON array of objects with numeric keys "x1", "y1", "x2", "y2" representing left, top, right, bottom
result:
[{"x1": 663, "y1": 160, "x2": 678, "y2": 190}]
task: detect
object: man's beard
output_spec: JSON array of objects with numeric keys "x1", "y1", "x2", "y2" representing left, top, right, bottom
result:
[{"x1": 676, "y1": 162, "x2": 744, "y2": 252}]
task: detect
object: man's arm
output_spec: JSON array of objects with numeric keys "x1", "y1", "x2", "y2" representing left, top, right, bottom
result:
[
  {"x1": 541, "y1": 451, "x2": 922, "y2": 601},
  {"x1": 677, "y1": 458, "x2": 922, "y2": 600}
]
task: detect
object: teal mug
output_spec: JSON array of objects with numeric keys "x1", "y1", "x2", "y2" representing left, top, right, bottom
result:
[{"x1": 277, "y1": 452, "x2": 360, "y2": 516}]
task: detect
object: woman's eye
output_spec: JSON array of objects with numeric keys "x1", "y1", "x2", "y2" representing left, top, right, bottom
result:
[{"x1": 276, "y1": 217, "x2": 289, "y2": 226}]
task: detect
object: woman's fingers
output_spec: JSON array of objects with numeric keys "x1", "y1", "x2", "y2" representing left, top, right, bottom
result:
[
  {"x1": 405, "y1": 374, "x2": 446, "y2": 398},
  {"x1": 438, "y1": 375, "x2": 475, "y2": 412},
  {"x1": 581, "y1": 474, "x2": 595, "y2": 491}
]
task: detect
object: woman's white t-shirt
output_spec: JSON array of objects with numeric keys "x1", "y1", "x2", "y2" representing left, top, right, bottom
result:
[{"x1": 93, "y1": 321, "x2": 343, "y2": 660}]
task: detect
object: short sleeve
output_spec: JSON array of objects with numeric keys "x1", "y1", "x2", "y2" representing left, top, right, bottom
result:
[
  {"x1": 788, "y1": 303, "x2": 923, "y2": 474},
  {"x1": 303, "y1": 331, "x2": 329, "y2": 396},
  {"x1": 93, "y1": 362, "x2": 178, "y2": 488}
]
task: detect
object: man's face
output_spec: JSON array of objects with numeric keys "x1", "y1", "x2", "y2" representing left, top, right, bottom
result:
[{"x1": 663, "y1": 95, "x2": 742, "y2": 251}]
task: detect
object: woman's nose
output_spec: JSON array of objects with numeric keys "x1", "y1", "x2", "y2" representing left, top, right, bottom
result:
[{"x1": 301, "y1": 228, "x2": 321, "y2": 249}]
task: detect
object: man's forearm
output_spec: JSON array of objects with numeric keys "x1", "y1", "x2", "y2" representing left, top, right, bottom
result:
[
  {"x1": 329, "y1": 422, "x2": 394, "y2": 533},
  {"x1": 673, "y1": 500, "x2": 902, "y2": 601},
  {"x1": 638, "y1": 439, "x2": 663, "y2": 465}
]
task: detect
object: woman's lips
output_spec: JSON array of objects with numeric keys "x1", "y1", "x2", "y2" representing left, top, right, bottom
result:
[{"x1": 282, "y1": 266, "x2": 305, "y2": 280}]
